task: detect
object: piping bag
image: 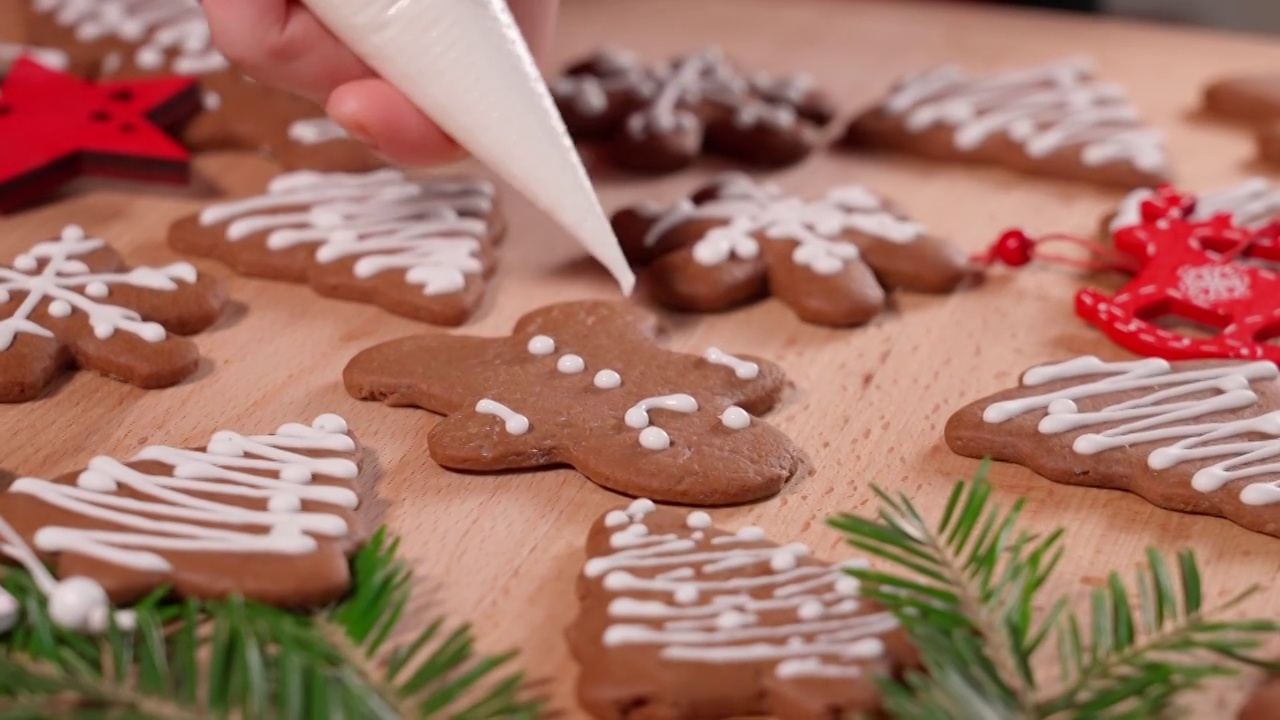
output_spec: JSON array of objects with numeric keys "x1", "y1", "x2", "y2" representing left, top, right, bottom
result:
[{"x1": 298, "y1": 0, "x2": 635, "y2": 295}]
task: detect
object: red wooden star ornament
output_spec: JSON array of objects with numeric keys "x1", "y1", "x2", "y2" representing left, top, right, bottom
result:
[{"x1": 0, "y1": 58, "x2": 202, "y2": 213}]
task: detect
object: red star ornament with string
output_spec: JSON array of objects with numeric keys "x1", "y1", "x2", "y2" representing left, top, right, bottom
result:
[{"x1": 0, "y1": 59, "x2": 201, "y2": 214}]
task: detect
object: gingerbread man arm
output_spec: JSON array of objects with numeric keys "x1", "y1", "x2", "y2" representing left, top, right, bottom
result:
[{"x1": 343, "y1": 334, "x2": 516, "y2": 414}]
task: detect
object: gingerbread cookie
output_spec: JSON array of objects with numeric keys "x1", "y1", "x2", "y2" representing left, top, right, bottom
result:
[
  {"x1": 1204, "y1": 74, "x2": 1280, "y2": 123},
  {"x1": 551, "y1": 47, "x2": 835, "y2": 173},
  {"x1": 1109, "y1": 178, "x2": 1280, "y2": 235},
  {"x1": 1, "y1": 225, "x2": 226, "y2": 402},
  {"x1": 170, "y1": 169, "x2": 502, "y2": 326},
  {"x1": 344, "y1": 301, "x2": 799, "y2": 506},
  {"x1": 0, "y1": 58, "x2": 203, "y2": 213},
  {"x1": 1240, "y1": 675, "x2": 1280, "y2": 720},
  {"x1": 24, "y1": 0, "x2": 384, "y2": 171},
  {"x1": 0, "y1": 413, "x2": 366, "y2": 631},
  {"x1": 612, "y1": 173, "x2": 974, "y2": 326},
  {"x1": 946, "y1": 356, "x2": 1280, "y2": 538},
  {"x1": 842, "y1": 57, "x2": 1171, "y2": 188},
  {"x1": 568, "y1": 499, "x2": 916, "y2": 720}
]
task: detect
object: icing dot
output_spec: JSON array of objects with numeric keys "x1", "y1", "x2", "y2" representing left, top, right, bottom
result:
[
  {"x1": 46, "y1": 300, "x2": 72, "y2": 317},
  {"x1": 736, "y1": 526, "x2": 767, "y2": 542},
  {"x1": 624, "y1": 523, "x2": 649, "y2": 537},
  {"x1": 0, "y1": 290, "x2": 9, "y2": 303},
  {"x1": 593, "y1": 369, "x2": 622, "y2": 389},
  {"x1": 686, "y1": 511, "x2": 712, "y2": 529},
  {"x1": 627, "y1": 498, "x2": 656, "y2": 516},
  {"x1": 84, "y1": 282, "x2": 109, "y2": 298},
  {"x1": 76, "y1": 470, "x2": 117, "y2": 493},
  {"x1": 0, "y1": 590, "x2": 18, "y2": 634},
  {"x1": 12, "y1": 255, "x2": 37, "y2": 272},
  {"x1": 720, "y1": 406, "x2": 751, "y2": 430},
  {"x1": 47, "y1": 577, "x2": 109, "y2": 633},
  {"x1": 715, "y1": 610, "x2": 753, "y2": 629},
  {"x1": 639, "y1": 426, "x2": 671, "y2": 451},
  {"x1": 770, "y1": 550, "x2": 798, "y2": 571},
  {"x1": 279, "y1": 466, "x2": 312, "y2": 483},
  {"x1": 62, "y1": 225, "x2": 86, "y2": 242},
  {"x1": 673, "y1": 585, "x2": 699, "y2": 605},
  {"x1": 268, "y1": 494, "x2": 302, "y2": 513},
  {"x1": 527, "y1": 335, "x2": 556, "y2": 355},
  {"x1": 797, "y1": 599, "x2": 826, "y2": 621},
  {"x1": 557, "y1": 354, "x2": 586, "y2": 374},
  {"x1": 313, "y1": 414, "x2": 349, "y2": 433},
  {"x1": 604, "y1": 510, "x2": 630, "y2": 528},
  {"x1": 834, "y1": 577, "x2": 861, "y2": 596}
]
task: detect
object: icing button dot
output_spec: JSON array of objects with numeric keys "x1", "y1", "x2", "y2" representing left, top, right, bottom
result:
[
  {"x1": 627, "y1": 498, "x2": 656, "y2": 516},
  {"x1": 593, "y1": 369, "x2": 622, "y2": 389},
  {"x1": 84, "y1": 281, "x2": 109, "y2": 298},
  {"x1": 720, "y1": 406, "x2": 751, "y2": 430},
  {"x1": 46, "y1": 300, "x2": 72, "y2": 317},
  {"x1": 47, "y1": 577, "x2": 109, "y2": 633},
  {"x1": 556, "y1": 354, "x2": 586, "y2": 374},
  {"x1": 603, "y1": 510, "x2": 630, "y2": 528},
  {"x1": 639, "y1": 426, "x2": 671, "y2": 451},
  {"x1": 76, "y1": 470, "x2": 117, "y2": 493},
  {"x1": 685, "y1": 511, "x2": 712, "y2": 529},
  {"x1": 770, "y1": 549, "x2": 798, "y2": 572},
  {"x1": 527, "y1": 335, "x2": 556, "y2": 356},
  {"x1": 313, "y1": 414, "x2": 349, "y2": 433}
]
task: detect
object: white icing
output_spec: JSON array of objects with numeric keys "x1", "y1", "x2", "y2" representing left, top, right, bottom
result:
[
  {"x1": 584, "y1": 504, "x2": 896, "y2": 679},
  {"x1": 36, "y1": 0, "x2": 228, "y2": 76},
  {"x1": 527, "y1": 335, "x2": 556, "y2": 356},
  {"x1": 624, "y1": 394, "x2": 699, "y2": 450},
  {"x1": 883, "y1": 58, "x2": 1167, "y2": 174},
  {"x1": 0, "y1": 587, "x2": 16, "y2": 634},
  {"x1": 704, "y1": 347, "x2": 759, "y2": 379},
  {"x1": 287, "y1": 118, "x2": 350, "y2": 146},
  {"x1": 1111, "y1": 178, "x2": 1280, "y2": 233},
  {"x1": 0, "y1": 42, "x2": 71, "y2": 71},
  {"x1": 198, "y1": 170, "x2": 496, "y2": 297},
  {"x1": 984, "y1": 356, "x2": 1280, "y2": 505},
  {"x1": 0, "y1": 225, "x2": 197, "y2": 352},
  {"x1": 641, "y1": 174, "x2": 923, "y2": 276},
  {"x1": 593, "y1": 369, "x2": 622, "y2": 389},
  {"x1": 720, "y1": 406, "x2": 751, "y2": 430},
  {"x1": 639, "y1": 426, "x2": 672, "y2": 451},
  {"x1": 557, "y1": 354, "x2": 586, "y2": 374},
  {"x1": 476, "y1": 399, "x2": 530, "y2": 435}
]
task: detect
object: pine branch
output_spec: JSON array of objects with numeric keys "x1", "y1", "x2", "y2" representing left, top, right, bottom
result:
[{"x1": 831, "y1": 464, "x2": 1280, "y2": 720}]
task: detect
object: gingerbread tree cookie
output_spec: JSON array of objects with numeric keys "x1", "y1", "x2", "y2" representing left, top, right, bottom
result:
[
  {"x1": 24, "y1": 0, "x2": 383, "y2": 171},
  {"x1": 551, "y1": 46, "x2": 835, "y2": 174},
  {"x1": 1, "y1": 225, "x2": 226, "y2": 402},
  {"x1": 946, "y1": 356, "x2": 1280, "y2": 539},
  {"x1": 0, "y1": 413, "x2": 365, "y2": 631},
  {"x1": 843, "y1": 57, "x2": 1171, "y2": 188},
  {"x1": 169, "y1": 169, "x2": 503, "y2": 326},
  {"x1": 568, "y1": 500, "x2": 916, "y2": 720},
  {"x1": 343, "y1": 301, "x2": 800, "y2": 506},
  {"x1": 612, "y1": 173, "x2": 974, "y2": 327}
]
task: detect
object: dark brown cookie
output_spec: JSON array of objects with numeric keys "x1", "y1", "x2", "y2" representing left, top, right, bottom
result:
[
  {"x1": 551, "y1": 46, "x2": 835, "y2": 174},
  {"x1": 1240, "y1": 675, "x2": 1280, "y2": 720},
  {"x1": 0, "y1": 413, "x2": 367, "y2": 632},
  {"x1": 567, "y1": 500, "x2": 917, "y2": 720},
  {"x1": 1, "y1": 225, "x2": 226, "y2": 402},
  {"x1": 343, "y1": 300, "x2": 800, "y2": 506},
  {"x1": 946, "y1": 356, "x2": 1280, "y2": 538},
  {"x1": 842, "y1": 58, "x2": 1171, "y2": 188},
  {"x1": 1204, "y1": 74, "x2": 1280, "y2": 123},
  {"x1": 169, "y1": 169, "x2": 503, "y2": 326},
  {"x1": 612, "y1": 173, "x2": 974, "y2": 327}
]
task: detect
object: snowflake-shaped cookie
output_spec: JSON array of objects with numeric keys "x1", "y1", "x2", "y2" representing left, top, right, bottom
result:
[
  {"x1": 0, "y1": 225, "x2": 226, "y2": 401},
  {"x1": 612, "y1": 174, "x2": 975, "y2": 326},
  {"x1": 551, "y1": 47, "x2": 835, "y2": 173}
]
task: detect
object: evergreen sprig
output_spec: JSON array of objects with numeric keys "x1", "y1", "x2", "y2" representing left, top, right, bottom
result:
[
  {"x1": 0, "y1": 527, "x2": 541, "y2": 719},
  {"x1": 830, "y1": 463, "x2": 1280, "y2": 720}
]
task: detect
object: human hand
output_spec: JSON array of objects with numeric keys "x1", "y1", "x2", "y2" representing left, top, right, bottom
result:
[{"x1": 203, "y1": 0, "x2": 560, "y2": 167}]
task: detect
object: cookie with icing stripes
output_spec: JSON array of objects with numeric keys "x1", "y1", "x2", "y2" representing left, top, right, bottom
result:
[
  {"x1": 946, "y1": 356, "x2": 1280, "y2": 538},
  {"x1": 843, "y1": 57, "x2": 1171, "y2": 188},
  {"x1": 343, "y1": 300, "x2": 800, "y2": 506},
  {"x1": 567, "y1": 500, "x2": 917, "y2": 720}
]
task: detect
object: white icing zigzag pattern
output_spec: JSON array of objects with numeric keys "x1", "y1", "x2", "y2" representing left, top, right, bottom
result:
[
  {"x1": 198, "y1": 170, "x2": 497, "y2": 297},
  {"x1": 638, "y1": 173, "x2": 924, "y2": 276},
  {"x1": 0, "y1": 225, "x2": 198, "y2": 353},
  {"x1": 583, "y1": 499, "x2": 897, "y2": 680},
  {"x1": 883, "y1": 57, "x2": 1167, "y2": 174},
  {"x1": 983, "y1": 356, "x2": 1280, "y2": 505},
  {"x1": 34, "y1": 0, "x2": 228, "y2": 75},
  {"x1": 0, "y1": 414, "x2": 359, "y2": 633}
]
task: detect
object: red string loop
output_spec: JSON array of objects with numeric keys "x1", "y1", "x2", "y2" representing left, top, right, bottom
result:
[{"x1": 974, "y1": 229, "x2": 1140, "y2": 274}]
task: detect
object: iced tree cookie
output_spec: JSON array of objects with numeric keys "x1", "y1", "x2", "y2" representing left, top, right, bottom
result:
[
  {"x1": 0, "y1": 413, "x2": 367, "y2": 631},
  {"x1": 343, "y1": 301, "x2": 800, "y2": 506},
  {"x1": 568, "y1": 500, "x2": 916, "y2": 720},
  {"x1": 1, "y1": 225, "x2": 226, "y2": 402},
  {"x1": 169, "y1": 169, "x2": 503, "y2": 326},
  {"x1": 842, "y1": 57, "x2": 1170, "y2": 188},
  {"x1": 612, "y1": 173, "x2": 974, "y2": 326},
  {"x1": 946, "y1": 356, "x2": 1280, "y2": 538},
  {"x1": 551, "y1": 46, "x2": 835, "y2": 174}
]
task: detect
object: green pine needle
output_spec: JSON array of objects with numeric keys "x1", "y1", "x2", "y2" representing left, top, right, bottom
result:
[
  {"x1": 0, "y1": 526, "x2": 541, "y2": 719},
  {"x1": 831, "y1": 463, "x2": 1280, "y2": 720}
]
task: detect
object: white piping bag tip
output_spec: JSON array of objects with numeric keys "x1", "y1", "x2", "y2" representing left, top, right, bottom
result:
[{"x1": 299, "y1": 0, "x2": 635, "y2": 295}]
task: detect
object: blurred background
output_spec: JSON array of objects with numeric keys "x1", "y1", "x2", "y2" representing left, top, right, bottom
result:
[{"x1": 1008, "y1": 0, "x2": 1280, "y2": 33}]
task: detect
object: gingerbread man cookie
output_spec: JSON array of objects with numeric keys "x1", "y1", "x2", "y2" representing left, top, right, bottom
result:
[
  {"x1": 169, "y1": 169, "x2": 503, "y2": 326},
  {"x1": 946, "y1": 356, "x2": 1280, "y2": 538},
  {"x1": 23, "y1": 0, "x2": 383, "y2": 171},
  {"x1": 612, "y1": 173, "x2": 974, "y2": 327},
  {"x1": 843, "y1": 57, "x2": 1171, "y2": 188},
  {"x1": 344, "y1": 301, "x2": 799, "y2": 506},
  {"x1": 551, "y1": 47, "x2": 835, "y2": 174},
  {"x1": 568, "y1": 500, "x2": 916, "y2": 720},
  {"x1": 1, "y1": 225, "x2": 226, "y2": 402},
  {"x1": 0, "y1": 413, "x2": 366, "y2": 631}
]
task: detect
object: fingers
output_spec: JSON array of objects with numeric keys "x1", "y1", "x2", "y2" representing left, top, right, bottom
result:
[
  {"x1": 327, "y1": 79, "x2": 467, "y2": 167},
  {"x1": 203, "y1": 0, "x2": 372, "y2": 104},
  {"x1": 507, "y1": 0, "x2": 561, "y2": 64}
]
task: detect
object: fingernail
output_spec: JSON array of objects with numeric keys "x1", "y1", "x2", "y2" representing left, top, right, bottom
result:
[{"x1": 337, "y1": 119, "x2": 379, "y2": 152}]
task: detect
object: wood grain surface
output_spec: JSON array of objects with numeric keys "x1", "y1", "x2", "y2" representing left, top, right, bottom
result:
[{"x1": 3, "y1": 0, "x2": 1280, "y2": 714}]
